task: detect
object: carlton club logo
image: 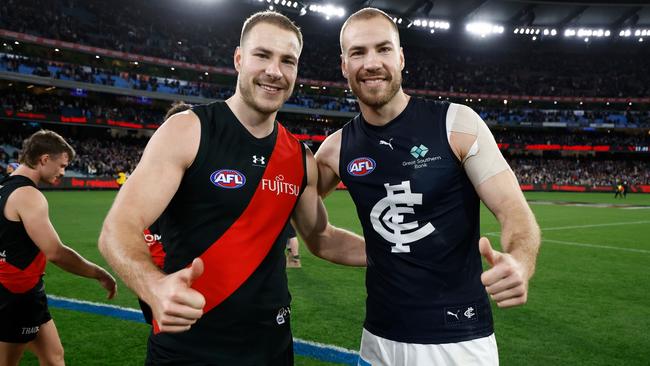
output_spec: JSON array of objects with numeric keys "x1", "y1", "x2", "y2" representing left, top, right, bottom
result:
[
  {"x1": 347, "y1": 157, "x2": 376, "y2": 176},
  {"x1": 210, "y1": 169, "x2": 246, "y2": 189}
]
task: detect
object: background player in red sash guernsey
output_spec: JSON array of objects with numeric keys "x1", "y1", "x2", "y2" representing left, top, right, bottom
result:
[
  {"x1": 0, "y1": 130, "x2": 117, "y2": 366},
  {"x1": 98, "y1": 11, "x2": 366, "y2": 365},
  {"x1": 315, "y1": 8, "x2": 542, "y2": 366}
]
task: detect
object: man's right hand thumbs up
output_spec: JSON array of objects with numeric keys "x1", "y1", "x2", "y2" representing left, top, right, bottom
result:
[{"x1": 150, "y1": 258, "x2": 206, "y2": 333}]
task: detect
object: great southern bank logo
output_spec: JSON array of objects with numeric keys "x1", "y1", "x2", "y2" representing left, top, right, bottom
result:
[
  {"x1": 347, "y1": 157, "x2": 376, "y2": 176},
  {"x1": 210, "y1": 169, "x2": 246, "y2": 189}
]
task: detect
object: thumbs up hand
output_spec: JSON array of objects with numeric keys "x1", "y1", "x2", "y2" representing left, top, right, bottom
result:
[
  {"x1": 149, "y1": 258, "x2": 206, "y2": 333},
  {"x1": 479, "y1": 237, "x2": 529, "y2": 308}
]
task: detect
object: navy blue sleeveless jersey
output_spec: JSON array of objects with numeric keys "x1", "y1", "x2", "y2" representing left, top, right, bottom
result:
[
  {"x1": 340, "y1": 97, "x2": 493, "y2": 344},
  {"x1": 147, "y1": 101, "x2": 306, "y2": 365}
]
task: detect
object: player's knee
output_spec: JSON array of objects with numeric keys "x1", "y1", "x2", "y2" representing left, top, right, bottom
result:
[{"x1": 41, "y1": 345, "x2": 64, "y2": 366}]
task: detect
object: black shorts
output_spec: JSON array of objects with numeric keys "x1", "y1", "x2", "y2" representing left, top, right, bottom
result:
[
  {"x1": 146, "y1": 305, "x2": 294, "y2": 365},
  {"x1": 286, "y1": 223, "x2": 296, "y2": 240},
  {"x1": 0, "y1": 281, "x2": 52, "y2": 343},
  {"x1": 138, "y1": 298, "x2": 154, "y2": 325}
]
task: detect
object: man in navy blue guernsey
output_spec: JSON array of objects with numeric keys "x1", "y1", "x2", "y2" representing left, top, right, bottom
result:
[
  {"x1": 99, "y1": 11, "x2": 365, "y2": 365},
  {"x1": 316, "y1": 8, "x2": 541, "y2": 365}
]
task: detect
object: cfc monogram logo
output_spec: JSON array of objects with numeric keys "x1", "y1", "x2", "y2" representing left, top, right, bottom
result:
[{"x1": 370, "y1": 181, "x2": 435, "y2": 253}]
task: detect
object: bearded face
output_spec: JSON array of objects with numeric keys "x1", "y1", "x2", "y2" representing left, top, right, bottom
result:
[
  {"x1": 235, "y1": 23, "x2": 300, "y2": 115},
  {"x1": 341, "y1": 17, "x2": 404, "y2": 109}
]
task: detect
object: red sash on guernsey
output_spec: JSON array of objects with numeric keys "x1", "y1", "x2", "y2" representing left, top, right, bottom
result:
[
  {"x1": 153, "y1": 125, "x2": 303, "y2": 334},
  {"x1": 0, "y1": 252, "x2": 46, "y2": 293}
]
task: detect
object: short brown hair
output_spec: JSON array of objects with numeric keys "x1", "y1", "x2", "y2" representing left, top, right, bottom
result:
[
  {"x1": 240, "y1": 11, "x2": 303, "y2": 51},
  {"x1": 340, "y1": 7, "x2": 400, "y2": 52},
  {"x1": 19, "y1": 130, "x2": 76, "y2": 168},
  {"x1": 164, "y1": 101, "x2": 192, "y2": 120}
]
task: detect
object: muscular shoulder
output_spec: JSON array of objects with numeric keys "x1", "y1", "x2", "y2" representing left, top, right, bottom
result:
[
  {"x1": 5, "y1": 185, "x2": 47, "y2": 221},
  {"x1": 144, "y1": 110, "x2": 201, "y2": 170},
  {"x1": 315, "y1": 129, "x2": 342, "y2": 170}
]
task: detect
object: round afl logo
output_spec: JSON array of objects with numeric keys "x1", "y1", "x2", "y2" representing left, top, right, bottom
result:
[
  {"x1": 210, "y1": 169, "x2": 246, "y2": 189},
  {"x1": 347, "y1": 157, "x2": 376, "y2": 176}
]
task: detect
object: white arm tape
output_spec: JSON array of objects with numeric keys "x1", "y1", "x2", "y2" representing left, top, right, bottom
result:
[{"x1": 446, "y1": 103, "x2": 511, "y2": 187}]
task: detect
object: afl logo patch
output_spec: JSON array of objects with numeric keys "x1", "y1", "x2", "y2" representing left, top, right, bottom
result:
[
  {"x1": 210, "y1": 169, "x2": 246, "y2": 189},
  {"x1": 347, "y1": 157, "x2": 376, "y2": 176}
]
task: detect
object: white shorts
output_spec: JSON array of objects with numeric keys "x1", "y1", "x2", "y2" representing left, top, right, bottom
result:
[{"x1": 358, "y1": 328, "x2": 499, "y2": 366}]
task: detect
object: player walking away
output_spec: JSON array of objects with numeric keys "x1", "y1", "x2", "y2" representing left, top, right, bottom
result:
[
  {"x1": 0, "y1": 130, "x2": 117, "y2": 366},
  {"x1": 316, "y1": 8, "x2": 541, "y2": 365}
]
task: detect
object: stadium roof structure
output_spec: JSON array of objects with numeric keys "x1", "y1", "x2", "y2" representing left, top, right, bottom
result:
[{"x1": 328, "y1": 0, "x2": 650, "y2": 28}]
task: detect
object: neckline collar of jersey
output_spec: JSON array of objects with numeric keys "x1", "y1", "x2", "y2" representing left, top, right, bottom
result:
[
  {"x1": 222, "y1": 102, "x2": 278, "y2": 145},
  {"x1": 359, "y1": 96, "x2": 415, "y2": 132}
]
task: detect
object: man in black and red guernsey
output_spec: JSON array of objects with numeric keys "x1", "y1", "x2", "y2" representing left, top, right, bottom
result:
[
  {"x1": 99, "y1": 11, "x2": 366, "y2": 365},
  {"x1": 0, "y1": 130, "x2": 117, "y2": 366}
]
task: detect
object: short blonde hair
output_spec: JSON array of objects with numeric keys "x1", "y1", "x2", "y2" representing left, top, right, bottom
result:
[
  {"x1": 340, "y1": 7, "x2": 400, "y2": 52},
  {"x1": 241, "y1": 11, "x2": 303, "y2": 50}
]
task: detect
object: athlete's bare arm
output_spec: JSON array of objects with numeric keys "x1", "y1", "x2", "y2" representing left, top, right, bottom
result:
[
  {"x1": 314, "y1": 130, "x2": 342, "y2": 197},
  {"x1": 475, "y1": 171, "x2": 540, "y2": 308},
  {"x1": 6, "y1": 187, "x2": 117, "y2": 299},
  {"x1": 98, "y1": 110, "x2": 205, "y2": 333},
  {"x1": 292, "y1": 148, "x2": 366, "y2": 266},
  {"x1": 448, "y1": 104, "x2": 541, "y2": 309}
]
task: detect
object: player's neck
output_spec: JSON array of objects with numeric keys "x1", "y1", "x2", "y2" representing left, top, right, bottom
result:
[
  {"x1": 226, "y1": 96, "x2": 277, "y2": 139},
  {"x1": 359, "y1": 91, "x2": 410, "y2": 127},
  {"x1": 11, "y1": 166, "x2": 41, "y2": 185}
]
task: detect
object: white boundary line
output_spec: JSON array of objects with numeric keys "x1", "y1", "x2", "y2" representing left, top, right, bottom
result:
[{"x1": 484, "y1": 220, "x2": 650, "y2": 254}]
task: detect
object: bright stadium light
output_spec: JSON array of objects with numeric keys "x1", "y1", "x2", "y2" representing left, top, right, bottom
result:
[
  {"x1": 307, "y1": 3, "x2": 345, "y2": 18},
  {"x1": 466, "y1": 22, "x2": 504, "y2": 37}
]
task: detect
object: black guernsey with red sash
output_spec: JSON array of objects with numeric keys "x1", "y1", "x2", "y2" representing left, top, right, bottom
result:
[
  {"x1": 146, "y1": 101, "x2": 306, "y2": 365},
  {"x1": 0, "y1": 175, "x2": 46, "y2": 296}
]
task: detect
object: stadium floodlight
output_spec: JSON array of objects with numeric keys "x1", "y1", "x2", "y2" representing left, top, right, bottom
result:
[
  {"x1": 55, "y1": 48, "x2": 60, "y2": 52},
  {"x1": 14, "y1": 41, "x2": 19, "y2": 45},
  {"x1": 543, "y1": 29, "x2": 549, "y2": 36},
  {"x1": 307, "y1": 3, "x2": 345, "y2": 18},
  {"x1": 551, "y1": 29, "x2": 557, "y2": 36},
  {"x1": 532, "y1": 36, "x2": 537, "y2": 41},
  {"x1": 514, "y1": 28, "x2": 519, "y2": 34},
  {"x1": 466, "y1": 22, "x2": 504, "y2": 37}
]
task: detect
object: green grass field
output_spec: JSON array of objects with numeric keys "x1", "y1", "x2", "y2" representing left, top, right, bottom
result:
[{"x1": 19, "y1": 190, "x2": 650, "y2": 365}]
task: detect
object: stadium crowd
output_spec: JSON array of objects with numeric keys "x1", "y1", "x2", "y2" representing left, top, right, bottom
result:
[
  {"x1": 2, "y1": 127, "x2": 648, "y2": 186},
  {"x1": 2, "y1": 0, "x2": 649, "y2": 98},
  {"x1": 510, "y1": 158, "x2": 650, "y2": 186}
]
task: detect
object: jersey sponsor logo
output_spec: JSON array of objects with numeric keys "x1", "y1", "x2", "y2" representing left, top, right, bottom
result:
[
  {"x1": 370, "y1": 180, "x2": 435, "y2": 253},
  {"x1": 0, "y1": 250, "x2": 5, "y2": 262},
  {"x1": 252, "y1": 155, "x2": 266, "y2": 166},
  {"x1": 379, "y1": 138, "x2": 394, "y2": 150},
  {"x1": 276, "y1": 306, "x2": 291, "y2": 325},
  {"x1": 210, "y1": 169, "x2": 246, "y2": 189},
  {"x1": 445, "y1": 304, "x2": 478, "y2": 325},
  {"x1": 410, "y1": 144, "x2": 429, "y2": 158},
  {"x1": 143, "y1": 233, "x2": 162, "y2": 246},
  {"x1": 21, "y1": 326, "x2": 40, "y2": 335},
  {"x1": 262, "y1": 174, "x2": 300, "y2": 197},
  {"x1": 347, "y1": 157, "x2": 376, "y2": 176}
]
